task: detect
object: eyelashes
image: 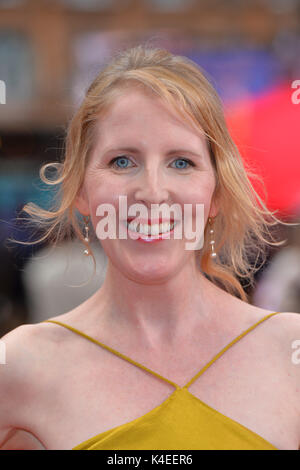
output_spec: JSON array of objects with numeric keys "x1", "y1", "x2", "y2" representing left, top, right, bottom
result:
[
  {"x1": 109, "y1": 156, "x2": 132, "y2": 169},
  {"x1": 108, "y1": 156, "x2": 196, "y2": 170}
]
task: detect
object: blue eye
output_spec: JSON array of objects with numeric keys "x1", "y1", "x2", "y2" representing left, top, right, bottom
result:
[
  {"x1": 110, "y1": 156, "x2": 132, "y2": 169},
  {"x1": 172, "y1": 158, "x2": 194, "y2": 169},
  {"x1": 109, "y1": 156, "x2": 195, "y2": 170}
]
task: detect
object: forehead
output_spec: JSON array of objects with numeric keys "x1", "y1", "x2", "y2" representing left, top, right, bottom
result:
[{"x1": 95, "y1": 88, "x2": 207, "y2": 147}]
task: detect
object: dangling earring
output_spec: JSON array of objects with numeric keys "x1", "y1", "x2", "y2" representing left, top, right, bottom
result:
[
  {"x1": 208, "y1": 216, "x2": 217, "y2": 258},
  {"x1": 82, "y1": 215, "x2": 90, "y2": 256}
]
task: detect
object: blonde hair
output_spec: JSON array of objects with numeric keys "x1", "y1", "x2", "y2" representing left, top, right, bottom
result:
[{"x1": 15, "y1": 45, "x2": 290, "y2": 301}]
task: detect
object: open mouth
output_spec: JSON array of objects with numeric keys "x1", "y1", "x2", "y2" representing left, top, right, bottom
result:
[
  {"x1": 123, "y1": 218, "x2": 179, "y2": 242},
  {"x1": 126, "y1": 220, "x2": 177, "y2": 236}
]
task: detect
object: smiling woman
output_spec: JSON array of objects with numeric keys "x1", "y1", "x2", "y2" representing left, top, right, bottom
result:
[
  {"x1": 17, "y1": 45, "x2": 286, "y2": 300},
  {"x1": 2, "y1": 46, "x2": 300, "y2": 451}
]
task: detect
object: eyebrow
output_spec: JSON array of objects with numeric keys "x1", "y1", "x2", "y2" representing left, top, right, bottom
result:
[
  {"x1": 166, "y1": 149, "x2": 204, "y2": 159},
  {"x1": 101, "y1": 147, "x2": 204, "y2": 159}
]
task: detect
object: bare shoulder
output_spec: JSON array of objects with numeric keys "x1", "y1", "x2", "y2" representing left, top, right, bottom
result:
[
  {"x1": 227, "y1": 290, "x2": 300, "y2": 335},
  {"x1": 249, "y1": 309, "x2": 300, "y2": 381},
  {"x1": 228, "y1": 297, "x2": 300, "y2": 372},
  {"x1": 1, "y1": 322, "x2": 45, "y2": 381},
  {"x1": 271, "y1": 311, "x2": 300, "y2": 365},
  {"x1": 0, "y1": 321, "x2": 68, "y2": 409},
  {"x1": 1, "y1": 318, "x2": 69, "y2": 365},
  {"x1": 0, "y1": 299, "x2": 104, "y2": 369},
  {"x1": 0, "y1": 315, "x2": 85, "y2": 450},
  {"x1": 269, "y1": 311, "x2": 300, "y2": 443},
  {"x1": 260, "y1": 310, "x2": 300, "y2": 340},
  {"x1": 0, "y1": 324, "x2": 47, "y2": 449},
  {"x1": 245, "y1": 306, "x2": 300, "y2": 347}
]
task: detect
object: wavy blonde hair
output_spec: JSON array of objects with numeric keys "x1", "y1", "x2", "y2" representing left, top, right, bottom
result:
[{"x1": 16, "y1": 45, "x2": 289, "y2": 301}]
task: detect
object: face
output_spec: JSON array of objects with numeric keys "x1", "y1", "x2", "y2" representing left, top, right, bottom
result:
[{"x1": 76, "y1": 88, "x2": 218, "y2": 283}]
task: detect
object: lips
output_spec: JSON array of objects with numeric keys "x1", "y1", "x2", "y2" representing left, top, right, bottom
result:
[
  {"x1": 127, "y1": 223, "x2": 177, "y2": 242},
  {"x1": 124, "y1": 216, "x2": 178, "y2": 242},
  {"x1": 126, "y1": 217, "x2": 175, "y2": 225}
]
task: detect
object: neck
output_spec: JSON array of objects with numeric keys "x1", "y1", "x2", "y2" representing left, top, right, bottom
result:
[{"x1": 90, "y1": 258, "x2": 222, "y2": 350}]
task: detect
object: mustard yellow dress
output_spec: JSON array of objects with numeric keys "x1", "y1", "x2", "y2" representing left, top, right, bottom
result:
[{"x1": 44, "y1": 312, "x2": 280, "y2": 450}]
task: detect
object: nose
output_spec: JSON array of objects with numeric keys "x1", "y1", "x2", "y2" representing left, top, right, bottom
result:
[{"x1": 133, "y1": 166, "x2": 171, "y2": 207}]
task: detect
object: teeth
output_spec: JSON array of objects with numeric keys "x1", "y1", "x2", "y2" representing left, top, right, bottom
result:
[
  {"x1": 127, "y1": 221, "x2": 175, "y2": 235},
  {"x1": 150, "y1": 224, "x2": 159, "y2": 235}
]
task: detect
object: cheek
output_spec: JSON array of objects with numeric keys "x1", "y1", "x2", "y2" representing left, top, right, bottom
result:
[
  {"x1": 182, "y1": 178, "x2": 215, "y2": 216},
  {"x1": 85, "y1": 172, "x2": 122, "y2": 206},
  {"x1": 85, "y1": 178, "x2": 122, "y2": 231}
]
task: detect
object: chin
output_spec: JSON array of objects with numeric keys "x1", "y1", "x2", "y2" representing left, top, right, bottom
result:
[{"x1": 122, "y1": 263, "x2": 178, "y2": 285}]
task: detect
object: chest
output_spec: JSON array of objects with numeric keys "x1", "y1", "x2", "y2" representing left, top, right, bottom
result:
[{"x1": 30, "y1": 334, "x2": 299, "y2": 450}]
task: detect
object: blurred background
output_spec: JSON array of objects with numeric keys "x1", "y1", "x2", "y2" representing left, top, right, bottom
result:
[{"x1": 0, "y1": 0, "x2": 300, "y2": 337}]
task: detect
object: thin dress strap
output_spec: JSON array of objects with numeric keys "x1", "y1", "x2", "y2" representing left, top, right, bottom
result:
[
  {"x1": 182, "y1": 311, "x2": 281, "y2": 389},
  {"x1": 42, "y1": 320, "x2": 181, "y2": 390},
  {"x1": 43, "y1": 312, "x2": 280, "y2": 391}
]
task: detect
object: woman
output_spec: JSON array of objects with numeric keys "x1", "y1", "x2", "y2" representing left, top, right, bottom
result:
[{"x1": 1, "y1": 46, "x2": 300, "y2": 450}]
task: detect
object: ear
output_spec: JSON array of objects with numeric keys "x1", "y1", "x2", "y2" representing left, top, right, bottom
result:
[
  {"x1": 74, "y1": 185, "x2": 90, "y2": 216},
  {"x1": 209, "y1": 193, "x2": 219, "y2": 219}
]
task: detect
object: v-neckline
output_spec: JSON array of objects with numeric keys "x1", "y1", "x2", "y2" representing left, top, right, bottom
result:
[
  {"x1": 72, "y1": 387, "x2": 278, "y2": 450},
  {"x1": 43, "y1": 313, "x2": 281, "y2": 450}
]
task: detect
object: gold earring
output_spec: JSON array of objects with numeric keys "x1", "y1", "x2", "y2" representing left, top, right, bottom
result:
[
  {"x1": 208, "y1": 217, "x2": 217, "y2": 259},
  {"x1": 82, "y1": 215, "x2": 90, "y2": 256}
]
